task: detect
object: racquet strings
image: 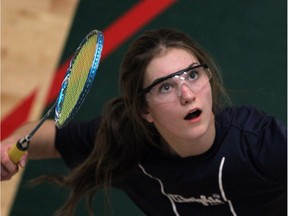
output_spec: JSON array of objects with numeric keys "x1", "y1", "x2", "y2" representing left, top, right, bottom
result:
[{"x1": 57, "y1": 34, "x2": 97, "y2": 126}]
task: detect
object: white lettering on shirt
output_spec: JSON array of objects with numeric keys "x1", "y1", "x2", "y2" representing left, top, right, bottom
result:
[{"x1": 168, "y1": 193, "x2": 225, "y2": 206}]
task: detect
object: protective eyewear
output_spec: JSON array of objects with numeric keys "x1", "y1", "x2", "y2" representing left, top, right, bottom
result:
[{"x1": 142, "y1": 64, "x2": 211, "y2": 103}]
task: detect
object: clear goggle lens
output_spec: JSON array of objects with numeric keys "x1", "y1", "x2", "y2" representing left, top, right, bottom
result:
[{"x1": 146, "y1": 64, "x2": 211, "y2": 104}]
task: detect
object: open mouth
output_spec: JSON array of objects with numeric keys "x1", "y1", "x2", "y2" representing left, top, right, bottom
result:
[{"x1": 184, "y1": 109, "x2": 202, "y2": 120}]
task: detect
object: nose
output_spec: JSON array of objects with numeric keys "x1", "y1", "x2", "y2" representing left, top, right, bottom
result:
[{"x1": 178, "y1": 81, "x2": 195, "y2": 104}]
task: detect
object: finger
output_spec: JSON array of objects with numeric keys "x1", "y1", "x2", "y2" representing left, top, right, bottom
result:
[
  {"x1": 19, "y1": 152, "x2": 28, "y2": 168},
  {"x1": 1, "y1": 168, "x2": 11, "y2": 181},
  {"x1": 1, "y1": 153, "x2": 18, "y2": 174},
  {"x1": 1, "y1": 165, "x2": 18, "y2": 181}
]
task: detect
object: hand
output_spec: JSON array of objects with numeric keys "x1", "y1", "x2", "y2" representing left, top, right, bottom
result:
[{"x1": 1, "y1": 138, "x2": 28, "y2": 181}]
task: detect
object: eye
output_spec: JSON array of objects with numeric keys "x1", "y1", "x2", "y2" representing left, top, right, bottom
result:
[
  {"x1": 159, "y1": 83, "x2": 172, "y2": 93},
  {"x1": 187, "y1": 69, "x2": 200, "y2": 81},
  {"x1": 157, "y1": 80, "x2": 176, "y2": 94}
]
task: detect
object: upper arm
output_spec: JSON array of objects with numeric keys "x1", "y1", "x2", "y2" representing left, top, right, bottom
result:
[
  {"x1": 55, "y1": 117, "x2": 101, "y2": 168},
  {"x1": 28, "y1": 120, "x2": 59, "y2": 159}
]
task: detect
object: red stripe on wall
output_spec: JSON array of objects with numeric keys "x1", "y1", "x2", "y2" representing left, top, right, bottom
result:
[
  {"x1": 45, "y1": 59, "x2": 71, "y2": 106},
  {"x1": 101, "y1": 0, "x2": 176, "y2": 58},
  {"x1": 1, "y1": 90, "x2": 38, "y2": 140}
]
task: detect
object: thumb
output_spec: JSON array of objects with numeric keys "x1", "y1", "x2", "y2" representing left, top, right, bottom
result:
[{"x1": 19, "y1": 153, "x2": 28, "y2": 168}]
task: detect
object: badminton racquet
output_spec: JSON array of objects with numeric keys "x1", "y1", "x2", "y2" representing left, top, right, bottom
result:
[{"x1": 8, "y1": 29, "x2": 104, "y2": 163}]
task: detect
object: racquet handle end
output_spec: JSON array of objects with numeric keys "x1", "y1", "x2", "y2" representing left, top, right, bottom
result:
[{"x1": 8, "y1": 139, "x2": 29, "y2": 164}]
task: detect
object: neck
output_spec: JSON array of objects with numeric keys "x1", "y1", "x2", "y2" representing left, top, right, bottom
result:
[{"x1": 165, "y1": 117, "x2": 216, "y2": 158}]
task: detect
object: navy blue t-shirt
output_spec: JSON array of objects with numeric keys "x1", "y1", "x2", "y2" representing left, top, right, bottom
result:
[{"x1": 55, "y1": 106, "x2": 287, "y2": 216}]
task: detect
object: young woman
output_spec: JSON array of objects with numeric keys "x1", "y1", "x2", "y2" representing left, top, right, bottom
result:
[{"x1": 1, "y1": 28, "x2": 286, "y2": 216}]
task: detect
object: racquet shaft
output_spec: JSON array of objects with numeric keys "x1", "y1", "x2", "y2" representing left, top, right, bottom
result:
[
  {"x1": 8, "y1": 103, "x2": 56, "y2": 163},
  {"x1": 26, "y1": 103, "x2": 56, "y2": 141}
]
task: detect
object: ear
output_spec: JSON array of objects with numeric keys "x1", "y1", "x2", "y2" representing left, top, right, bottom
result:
[{"x1": 142, "y1": 109, "x2": 154, "y2": 123}]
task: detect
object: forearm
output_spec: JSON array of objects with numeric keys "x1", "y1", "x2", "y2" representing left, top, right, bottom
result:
[
  {"x1": 8, "y1": 120, "x2": 60, "y2": 159},
  {"x1": 1, "y1": 120, "x2": 60, "y2": 180}
]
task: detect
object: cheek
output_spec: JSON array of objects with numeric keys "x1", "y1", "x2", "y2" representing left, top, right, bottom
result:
[
  {"x1": 145, "y1": 103, "x2": 179, "y2": 124},
  {"x1": 202, "y1": 84, "x2": 213, "y2": 106},
  {"x1": 150, "y1": 108, "x2": 180, "y2": 135}
]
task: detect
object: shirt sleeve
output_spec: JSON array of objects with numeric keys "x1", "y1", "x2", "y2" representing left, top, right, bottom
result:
[
  {"x1": 256, "y1": 114, "x2": 287, "y2": 185},
  {"x1": 55, "y1": 117, "x2": 101, "y2": 169}
]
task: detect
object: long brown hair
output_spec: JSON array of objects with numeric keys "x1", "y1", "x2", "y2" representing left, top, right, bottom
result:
[{"x1": 53, "y1": 28, "x2": 230, "y2": 215}]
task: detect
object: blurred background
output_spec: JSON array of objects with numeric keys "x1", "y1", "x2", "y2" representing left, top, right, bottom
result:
[{"x1": 1, "y1": 0, "x2": 286, "y2": 215}]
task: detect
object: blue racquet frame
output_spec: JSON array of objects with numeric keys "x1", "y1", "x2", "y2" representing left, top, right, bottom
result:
[
  {"x1": 8, "y1": 30, "x2": 104, "y2": 163},
  {"x1": 55, "y1": 30, "x2": 104, "y2": 128}
]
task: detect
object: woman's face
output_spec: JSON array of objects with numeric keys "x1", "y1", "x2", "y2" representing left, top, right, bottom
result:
[{"x1": 142, "y1": 48, "x2": 215, "y2": 156}]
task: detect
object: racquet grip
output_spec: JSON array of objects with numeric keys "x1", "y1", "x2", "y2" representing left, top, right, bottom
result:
[{"x1": 8, "y1": 139, "x2": 29, "y2": 164}]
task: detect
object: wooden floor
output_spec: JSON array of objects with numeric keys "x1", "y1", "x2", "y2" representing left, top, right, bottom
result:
[{"x1": 1, "y1": 0, "x2": 78, "y2": 215}]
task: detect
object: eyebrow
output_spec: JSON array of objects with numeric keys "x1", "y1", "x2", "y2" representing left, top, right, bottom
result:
[{"x1": 141, "y1": 63, "x2": 208, "y2": 94}]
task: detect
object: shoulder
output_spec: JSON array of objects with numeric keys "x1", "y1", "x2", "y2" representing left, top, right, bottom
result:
[
  {"x1": 215, "y1": 105, "x2": 287, "y2": 159},
  {"x1": 216, "y1": 105, "x2": 285, "y2": 135},
  {"x1": 216, "y1": 106, "x2": 287, "y2": 182}
]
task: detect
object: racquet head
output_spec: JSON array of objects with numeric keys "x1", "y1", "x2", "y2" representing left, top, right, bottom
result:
[
  {"x1": 55, "y1": 30, "x2": 104, "y2": 128},
  {"x1": 7, "y1": 30, "x2": 104, "y2": 164}
]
